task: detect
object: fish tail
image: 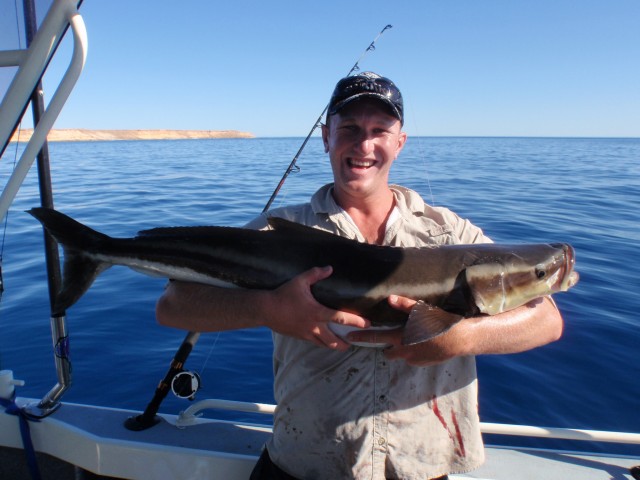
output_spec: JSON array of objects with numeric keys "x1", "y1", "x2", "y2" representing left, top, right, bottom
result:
[{"x1": 28, "y1": 208, "x2": 112, "y2": 313}]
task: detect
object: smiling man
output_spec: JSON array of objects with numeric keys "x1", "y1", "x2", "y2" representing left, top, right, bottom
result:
[
  {"x1": 322, "y1": 74, "x2": 407, "y2": 245},
  {"x1": 156, "y1": 72, "x2": 563, "y2": 479}
]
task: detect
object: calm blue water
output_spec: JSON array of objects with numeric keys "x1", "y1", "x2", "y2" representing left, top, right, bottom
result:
[{"x1": 1, "y1": 137, "x2": 638, "y2": 455}]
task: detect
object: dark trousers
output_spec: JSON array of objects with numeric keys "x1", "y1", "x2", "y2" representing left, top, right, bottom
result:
[
  {"x1": 250, "y1": 449, "x2": 298, "y2": 480},
  {"x1": 249, "y1": 448, "x2": 449, "y2": 480}
]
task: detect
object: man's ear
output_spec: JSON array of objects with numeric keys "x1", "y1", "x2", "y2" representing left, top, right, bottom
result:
[
  {"x1": 321, "y1": 123, "x2": 330, "y2": 153},
  {"x1": 395, "y1": 131, "x2": 407, "y2": 157}
]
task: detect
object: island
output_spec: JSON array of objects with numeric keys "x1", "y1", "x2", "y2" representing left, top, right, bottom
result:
[{"x1": 9, "y1": 129, "x2": 255, "y2": 142}]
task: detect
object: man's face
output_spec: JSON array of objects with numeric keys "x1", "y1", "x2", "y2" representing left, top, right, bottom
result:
[{"x1": 322, "y1": 98, "x2": 406, "y2": 205}]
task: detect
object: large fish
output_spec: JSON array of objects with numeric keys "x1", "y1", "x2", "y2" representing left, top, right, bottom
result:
[{"x1": 29, "y1": 208, "x2": 578, "y2": 345}]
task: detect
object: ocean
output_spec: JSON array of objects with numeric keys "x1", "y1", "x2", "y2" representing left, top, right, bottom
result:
[{"x1": 0, "y1": 136, "x2": 638, "y2": 455}]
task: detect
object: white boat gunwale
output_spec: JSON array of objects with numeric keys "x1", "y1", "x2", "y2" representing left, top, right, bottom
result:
[{"x1": 1, "y1": 396, "x2": 639, "y2": 480}]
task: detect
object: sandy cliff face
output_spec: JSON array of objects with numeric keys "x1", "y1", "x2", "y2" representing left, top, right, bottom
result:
[{"x1": 10, "y1": 129, "x2": 255, "y2": 142}]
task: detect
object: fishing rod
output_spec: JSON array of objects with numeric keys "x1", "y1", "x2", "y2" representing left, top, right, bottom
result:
[
  {"x1": 262, "y1": 24, "x2": 393, "y2": 213},
  {"x1": 124, "y1": 331, "x2": 200, "y2": 431},
  {"x1": 125, "y1": 25, "x2": 393, "y2": 431}
]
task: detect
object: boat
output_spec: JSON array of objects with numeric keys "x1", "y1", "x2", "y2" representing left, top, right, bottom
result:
[{"x1": 1, "y1": 1, "x2": 639, "y2": 478}]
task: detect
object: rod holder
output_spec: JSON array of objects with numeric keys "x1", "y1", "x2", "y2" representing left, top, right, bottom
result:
[{"x1": 23, "y1": 315, "x2": 70, "y2": 418}]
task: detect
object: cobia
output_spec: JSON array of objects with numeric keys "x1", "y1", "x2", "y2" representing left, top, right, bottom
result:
[{"x1": 29, "y1": 207, "x2": 578, "y2": 345}]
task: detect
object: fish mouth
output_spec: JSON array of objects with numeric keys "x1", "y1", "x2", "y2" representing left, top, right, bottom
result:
[{"x1": 557, "y1": 244, "x2": 579, "y2": 291}]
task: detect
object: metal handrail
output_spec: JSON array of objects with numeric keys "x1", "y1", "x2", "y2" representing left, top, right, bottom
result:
[
  {"x1": 481, "y1": 422, "x2": 640, "y2": 445},
  {"x1": 175, "y1": 398, "x2": 640, "y2": 445},
  {"x1": 0, "y1": 0, "x2": 80, "y2": 149},
  {"x1": 0, "y1": 0, "x2": 87, "y2": 222},
  {"x1": 0, "y1": 50, "x2": 25, "y2": 67}
]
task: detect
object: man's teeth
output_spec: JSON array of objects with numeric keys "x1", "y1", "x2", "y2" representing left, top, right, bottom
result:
[{"x1": 350, "y1": 159, "x2": 374, "y2": 167}]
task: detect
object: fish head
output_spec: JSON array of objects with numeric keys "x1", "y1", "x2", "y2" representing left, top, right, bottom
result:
[{"x1": 465, "y1": 243, "x2": 579, "y2": 315}]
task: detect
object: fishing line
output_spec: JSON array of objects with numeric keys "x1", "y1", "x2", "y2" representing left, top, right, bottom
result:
[
  {"x1": 0, "y1": 127, "x2": 22, "y2": 294},
  {"x1": 262, "y1": 24, "x2": 393, "y2": 213},
  {"x1": 198, "y1": 330, "x2": 221, "y2": 374},
  {"x1": 12, "y1": 0, "x2": 24, "y2": 51},
  {"x1": 0, "y1": 0, "x2": 28, "y2": 297},
  {"x1": 0, "y1": 0, "x2": 27, "y2": 373},
  {"x1": 407, "y1": 107, "x2": 436, "y2": 207}
]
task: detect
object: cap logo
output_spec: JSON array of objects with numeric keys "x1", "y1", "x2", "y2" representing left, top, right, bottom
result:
[
  {"x1": 346, "y1": 79, "x2": 390, "y2": 97},
  {"x1": 328, "y1": 72, "x2": 404, "y2": 124}
]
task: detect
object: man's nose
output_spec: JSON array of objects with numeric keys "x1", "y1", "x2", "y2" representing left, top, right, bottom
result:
[{"x1": 353, "y1": 133, "x2": 375, "y2": 154}]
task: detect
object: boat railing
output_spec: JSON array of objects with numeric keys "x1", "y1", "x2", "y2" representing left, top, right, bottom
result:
[
  {"x1": 176, "y1": 398, "x2": 640, "y2": 446},
  {"x1": 0, "y1": 0, "x2": 87, "y2": 419},
  {"x1": 0, "y1": 0, "x2": 87, "y2": 222}
]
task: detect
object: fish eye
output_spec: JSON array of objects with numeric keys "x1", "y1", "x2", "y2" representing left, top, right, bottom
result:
[{"x1": 535, "y1": 268, "x2": 547, "y2": 279}]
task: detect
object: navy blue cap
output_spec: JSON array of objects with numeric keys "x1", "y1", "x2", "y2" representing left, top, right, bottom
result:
[{"x1": 327, "y1": 72, "x2": 403, "y2": 124}]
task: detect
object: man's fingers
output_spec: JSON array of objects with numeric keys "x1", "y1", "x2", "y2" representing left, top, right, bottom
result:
[
  {"x1": 313, "y1": 325, "x2": 351, "y2": 351},
  {"x1": 286, "y1": 265, "x2": 374, "y2": 350},
  {"x1": 388, "y1": 294, "x2": 418, "y2": 313},
  {"x1": 331, "y1": 311, "x2": 370, "y2": 329},
  {"x1": 302, "y1": 265, "x2": 333, "y2": 284}
]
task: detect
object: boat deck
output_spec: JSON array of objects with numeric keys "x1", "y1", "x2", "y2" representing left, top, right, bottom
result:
[{"x1": 1, "y1": 399, "x2": 638, "y2": 479}]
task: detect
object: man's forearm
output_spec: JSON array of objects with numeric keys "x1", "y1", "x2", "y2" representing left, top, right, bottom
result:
[
  {"x1": 348, "y1": 295, "x2": 564, "y2": 366},
  {"x1": 462, "y1": 296, "x2": 563, "y2": 356},
  {"x1": 155, "y1": 267, "x2": 371, "y2": 351},
  {"x1": 155, "y1": 281, "x2": 271, "y2": 332}
]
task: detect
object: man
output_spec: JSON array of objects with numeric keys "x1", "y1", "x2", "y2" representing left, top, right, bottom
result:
[{"x1": 156, "y1": 72, "x2": 563, "y2": 479}]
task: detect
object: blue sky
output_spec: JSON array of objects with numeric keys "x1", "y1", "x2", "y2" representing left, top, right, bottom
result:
[{"x1": 3, "y1": 0, "x2": 639, "y2": 137}]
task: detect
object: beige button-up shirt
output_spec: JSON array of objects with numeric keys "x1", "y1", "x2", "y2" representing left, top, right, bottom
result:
[{"x1": 246, "y1": 184, "x2": 490, "y2": 479}]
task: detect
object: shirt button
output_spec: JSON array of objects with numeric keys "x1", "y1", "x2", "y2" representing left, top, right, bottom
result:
[{"x1": 378, "y1": 437, "x2": 386, "y2": 446}]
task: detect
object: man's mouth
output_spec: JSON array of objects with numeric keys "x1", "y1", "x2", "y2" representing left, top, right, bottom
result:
[{"x1": 348, "y1": 159, "x2": 375, "y2": 168}]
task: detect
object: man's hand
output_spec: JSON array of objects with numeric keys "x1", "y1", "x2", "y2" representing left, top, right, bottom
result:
[{"x1": 266, "y1": 266, "x2": 370, "y2": 351}]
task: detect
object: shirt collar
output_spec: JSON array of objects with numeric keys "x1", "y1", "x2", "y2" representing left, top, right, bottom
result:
[{"x1": 309, "y1": 184, "x2": 416, "y2": 243}]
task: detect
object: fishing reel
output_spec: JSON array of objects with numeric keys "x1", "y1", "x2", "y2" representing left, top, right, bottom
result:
[{"x1": 171, "y1": 370, "x2": 201, "y2": 401}]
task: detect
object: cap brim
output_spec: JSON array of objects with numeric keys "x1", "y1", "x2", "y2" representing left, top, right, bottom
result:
[{"x1": 328, "y1": 93, "x2": 403, "y2": 123}]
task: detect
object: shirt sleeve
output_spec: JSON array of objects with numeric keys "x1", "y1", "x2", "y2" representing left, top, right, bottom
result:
[
  {"x1": 243, "y1": 213, "x2": 271, "y2": 230},
  {"x1": 435, "y1": 206, "x2": 493, "y2": 244}
]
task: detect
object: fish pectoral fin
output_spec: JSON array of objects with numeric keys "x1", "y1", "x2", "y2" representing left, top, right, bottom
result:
[{"x1": 401, "y1": 301, "x2": 463, "y2": 345}]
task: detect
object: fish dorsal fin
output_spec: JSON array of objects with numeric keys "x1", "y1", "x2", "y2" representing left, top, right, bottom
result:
[
  {"x1": 268, "y1": 216, "x2": 312, "y2": 232},
  {"x1": 267, "y1": 217, "x2": 339, "y2": 240}
]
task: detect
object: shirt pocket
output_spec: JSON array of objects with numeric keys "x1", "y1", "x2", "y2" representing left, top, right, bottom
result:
[{"x1": 393, "y1": 223, "x2": 456, "y2": 247}]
